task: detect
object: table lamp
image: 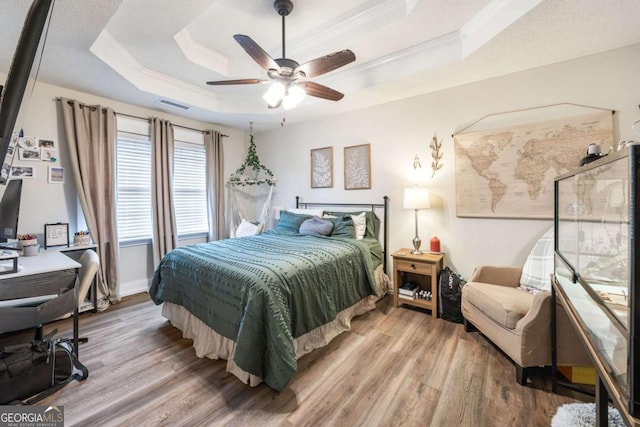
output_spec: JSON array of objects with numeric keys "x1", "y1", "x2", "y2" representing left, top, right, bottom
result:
[{"x1": 403, "y1": 187, "x2": 431, "y2": 254}]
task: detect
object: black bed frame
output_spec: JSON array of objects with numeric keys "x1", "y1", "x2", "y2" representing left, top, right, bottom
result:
[{"x1": 295, "y1": 196, "x2": 389, "y2": 274}]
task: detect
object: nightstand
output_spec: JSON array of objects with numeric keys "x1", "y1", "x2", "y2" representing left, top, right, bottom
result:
[{"x1": 391, "y1": 249, "x2": 444, "y2": 318}]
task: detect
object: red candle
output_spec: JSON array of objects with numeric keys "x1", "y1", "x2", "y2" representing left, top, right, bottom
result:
[{"x1": 430, "y1": 236, "x2": 440, "y2": 253}]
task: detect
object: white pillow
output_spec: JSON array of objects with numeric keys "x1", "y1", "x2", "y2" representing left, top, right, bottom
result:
[
  {"x1": 288, "y1": 208, "x2": 324, "y2": 217},
  {"x1": 350, "y1": 212, "x2": 367, "y2": 240},
  {"x1": 519, "y1": 227, "x2": 554, "y2": 292},
  {"x1": 236, "y1": 219, "x2": 258, "y2": 237}
]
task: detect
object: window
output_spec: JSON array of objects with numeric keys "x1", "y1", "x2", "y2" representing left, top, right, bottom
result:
[
  {"x1": 173, "y1": 134, "x2": 208, "y2": 236},
  {"x1": 116, "y1": 131, "x2": 152, "y2": 242},
  {"x1": 115, "y1": 117, "x2": 209, "y2": 244}
]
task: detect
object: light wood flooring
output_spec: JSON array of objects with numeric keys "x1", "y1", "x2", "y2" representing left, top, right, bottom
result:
[{"x1": 0, "y1": 293, "x2": 590, "y2": 426}]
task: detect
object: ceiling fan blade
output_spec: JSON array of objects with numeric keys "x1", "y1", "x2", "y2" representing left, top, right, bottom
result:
[
  {"x1": 233, "y1": 34, "x2": 280, "y2": 72},
  {"x1": 206, "y1": 78, "x2": 266, "y2": 85},
  {"x1": 295, "y1": 50, "x2": 355, "y2": 78},
  {"x1": 303, "y1": 81, "x2": 344, "y2": 101}
]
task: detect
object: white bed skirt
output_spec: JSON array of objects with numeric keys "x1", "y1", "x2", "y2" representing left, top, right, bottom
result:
[{"x1": 162, "y1": 266, "x2": 389, "y2": 387}]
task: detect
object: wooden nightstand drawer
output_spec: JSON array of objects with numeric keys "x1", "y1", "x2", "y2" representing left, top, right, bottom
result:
[{"x1": 395, "y1": 259, "x2": 433, "y2": 275}]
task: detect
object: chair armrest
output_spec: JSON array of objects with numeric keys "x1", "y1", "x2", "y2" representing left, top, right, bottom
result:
[
  {"x1": 469, "y1": 265, "x2": 522, "y2": 288},
  {"x1": 516, "y1": 291, "x2": 551, "y2": 330},
  {"x1": 516, "y1": 291, "x2": 553, "y2": 365}
]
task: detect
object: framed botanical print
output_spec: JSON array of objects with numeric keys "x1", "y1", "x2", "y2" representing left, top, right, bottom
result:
[
  {"x1": 344, "y1": 144, "x2": 371, "y2": 190},
  {"x1": 310, "y1": 146, "x2": 333, "y2": 188}
]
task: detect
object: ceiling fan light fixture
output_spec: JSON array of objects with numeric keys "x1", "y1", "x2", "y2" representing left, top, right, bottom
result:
[
  {"x1": 263, "y1": 81, "x2": 286, "y2": 107},
  {"x1": 288, "y1": 85, "x2": 305, "y2": 104}
]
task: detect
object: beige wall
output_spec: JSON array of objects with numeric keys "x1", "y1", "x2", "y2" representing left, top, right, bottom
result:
[
  {"x1": 2, "y1": 43, "x2": 638, "y2": 294},
  {"x1": 0, "y1": 79, "x2": 247, "y2": 296},
  {"x1": 256, "y1": 43, "x2": 640, "y2": 280}
]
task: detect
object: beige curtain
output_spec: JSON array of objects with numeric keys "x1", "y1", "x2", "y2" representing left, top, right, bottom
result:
[
  {"x1": 60, "y1": 98, "x2": 119, "y2": 310},
  {"x1": 151, "y1": 118, "x2": 177, "y2": 266},
  {"x1": 205, "y1": 130, "x2": 225, "y2": 241}
]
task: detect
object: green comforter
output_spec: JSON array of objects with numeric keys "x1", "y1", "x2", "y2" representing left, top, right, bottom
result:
[{"x1": 149, "y1": 232, "x2": 382, "y2": 391}]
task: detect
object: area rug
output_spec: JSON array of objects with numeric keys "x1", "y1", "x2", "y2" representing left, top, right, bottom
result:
[{"x1": 551, "y1": 402, "x2": 624, "y2": 427}]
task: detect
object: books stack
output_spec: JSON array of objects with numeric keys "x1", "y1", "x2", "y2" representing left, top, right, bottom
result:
[{"x1": 398, "y1": 282, "x2": 419, "y2": 300}]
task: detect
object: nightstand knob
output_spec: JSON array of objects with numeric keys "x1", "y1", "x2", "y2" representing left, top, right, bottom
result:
[{"x1": 411, "y1": 264, "x2": 416, "y2": 269}]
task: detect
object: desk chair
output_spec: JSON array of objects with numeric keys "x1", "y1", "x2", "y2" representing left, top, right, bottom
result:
[
  {"x1": 1, "y1": 250, "x2": 100, "y2": 347},
  {"x1": 76, "y1": 250, "x2": 100, "y2": 314}
]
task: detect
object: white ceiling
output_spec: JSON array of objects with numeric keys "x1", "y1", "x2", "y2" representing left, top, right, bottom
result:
[{"x1": 1, "y1": 0, "x2": 640, "y2": 131}]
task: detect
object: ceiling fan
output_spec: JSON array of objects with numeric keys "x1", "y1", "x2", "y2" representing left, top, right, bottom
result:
[{"x1": 206, "y1": 0, "x2": 356, "y2": 109}]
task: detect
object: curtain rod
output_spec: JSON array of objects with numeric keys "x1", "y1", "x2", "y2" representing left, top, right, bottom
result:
[
  {"x1": 115, "y1": 111, "x2": 229, "y2": 137},
  {"x1": 54, "y1": 98, "x2": 229, "y2": 137}
]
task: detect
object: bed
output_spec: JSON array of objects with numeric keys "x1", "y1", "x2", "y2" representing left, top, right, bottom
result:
[{"x1": 149, "y1": 197, "x2": 389, "y2": 391}]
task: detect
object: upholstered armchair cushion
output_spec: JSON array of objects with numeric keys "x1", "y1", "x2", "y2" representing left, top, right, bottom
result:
[{"x1": 462, "y1": 282, "x2": 535, "y2": 329}]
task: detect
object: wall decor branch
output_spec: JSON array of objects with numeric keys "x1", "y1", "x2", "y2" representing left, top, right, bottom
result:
[{"x1": 430, "y1": 134, "x2": 443, "y2": 178}]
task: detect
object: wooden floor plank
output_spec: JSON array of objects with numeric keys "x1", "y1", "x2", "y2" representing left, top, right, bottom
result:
[{"x1": 0, "y1": 293, "x2": 590, "y2": 426}]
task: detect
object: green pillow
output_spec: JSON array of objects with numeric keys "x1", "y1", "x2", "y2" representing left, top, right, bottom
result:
[
  {"x1": 325, "y1": 210, "x2": 379, "y2": 239},
  {"x1": 276, "y1": 210, "x2": 312, "y2": 233},
  {"x1": 326, "y1": 216, "x2": 355, "y2": 238}
]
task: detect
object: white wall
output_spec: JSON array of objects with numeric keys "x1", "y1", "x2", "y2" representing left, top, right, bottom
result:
[
  {"x1": 0, "y1": 79, "x2": 247, "y2": 296},
  {"x1": 256, "y1": 43, "x2": 640, "y2": 280}
]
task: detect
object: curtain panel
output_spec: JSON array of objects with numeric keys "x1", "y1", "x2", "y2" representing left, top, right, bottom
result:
[
  {"x1": 60, "y1": 98, "x2": 119, "y2": 310},
  {"x1": 151, "y1": 118, "x2": 177, "y2": 267},
  {"x1": 205, "y1": 130, "x2": 225, "y2": 241}
]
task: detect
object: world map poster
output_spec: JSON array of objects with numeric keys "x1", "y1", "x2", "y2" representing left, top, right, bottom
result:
[{"x1": 454, "y1": 111, "x2": 614, "y2": 219}]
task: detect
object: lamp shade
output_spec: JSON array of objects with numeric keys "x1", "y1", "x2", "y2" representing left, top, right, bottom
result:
[{"x1": 403, "y1": 187, "x2": 430, "y2": 210}]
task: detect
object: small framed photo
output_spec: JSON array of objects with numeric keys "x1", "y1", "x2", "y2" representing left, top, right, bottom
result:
[
  {"x1": 44, "y1": 222, "x2": 70, "y2": 249},
  {"x1": 18, "y1": 148, "x2": 41, "y2": 161},
  {"x1": 310, "y1": 147, "x2": 333, "y2": 188},
  {"x1": 41, "y1": 148, "x2": 56, "y2": 161},
  {"x1": 10, "y1": 166, "x2": 35, "y2": 178},
  {"x1": 48, "y1": 166, "x2": 64, "y2": 184},
  {"x1": 38, "y1": 138, "x2": 55, "y2": 149},
  {"x1": 344, "y1": 143, "x2": 371, "y2": 190}
]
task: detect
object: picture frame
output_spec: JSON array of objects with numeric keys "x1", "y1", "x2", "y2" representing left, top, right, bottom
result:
[
  {"x1": 41, "y1": 148, "x2": 56, "y2": 161},
  {"x1": 48, "y1": 166, "x2": 64, "y2": 184},
  {"x1": 18, "y1": 147, "x2": 40, "y2": 161},
  {"x1": 344, "y1": 143, "x2": 371, "y2": 190},
  {"x1": 44, "y1": 222, "x2": 70, "y2": 249},
  {"x1": 310, "y1": 146, "x2": 333, "y2": 188},
  {"x1": 9, "y1": 165, "x2": 35, "y2": 179},
  {"x1": 38, "y1": 138, "x2": 55, "y2": 149},
  {"x1": 0, "y1": 133, "x2": 19, "y2": 185}
]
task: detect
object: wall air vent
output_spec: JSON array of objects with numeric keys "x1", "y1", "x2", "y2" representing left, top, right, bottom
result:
[{"x1": 157, "y1": 98, "x2": 190, "y2": 110}]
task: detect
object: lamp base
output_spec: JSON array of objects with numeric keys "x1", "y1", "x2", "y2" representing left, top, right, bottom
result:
[{"x1": 411, "y1": 236, "x2": 423, "y2": 255}]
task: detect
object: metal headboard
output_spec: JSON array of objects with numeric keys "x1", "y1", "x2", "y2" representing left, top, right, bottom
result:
[{"x1": 295, "y1": 196, "x2": 390, "y2": 274}]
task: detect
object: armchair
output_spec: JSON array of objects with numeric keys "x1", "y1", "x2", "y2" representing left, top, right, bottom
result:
[{"x1": 461, "y1": 265, "x2": 589, "y2": 385}]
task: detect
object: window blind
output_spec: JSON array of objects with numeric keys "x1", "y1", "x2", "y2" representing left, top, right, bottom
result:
[
  {"x1": 116, "y1": 132, "x2": 153, "y2": 241},
  {"x1": 173, "y1": 140, "x2": 208, "y2": 235}
]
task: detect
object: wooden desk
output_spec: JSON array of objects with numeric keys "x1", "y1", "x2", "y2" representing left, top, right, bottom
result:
[
  {"x1": 391, "y1": 249, "x2": 444, "y2": 318},
  {"x1": 0, "y1": 251, "x2": 81, "y2": 354}
]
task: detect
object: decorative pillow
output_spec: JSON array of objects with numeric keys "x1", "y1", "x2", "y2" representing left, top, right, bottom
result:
[
  {"x1": 519, "y1": 227, "x2": 554, "y2": 292},
  {"x1": 350, "y1": 212, "x2": 367, "y2": 240},
  {"x1": 276, "y1": 210, "x2": 312, "y2": 233},
  {"x1": 236, "y1": 219, "x2": 258, "y2": 237},
  {"x1": 326, "y1": 216, "x2": 355, "y2": 238},
  {"x1": 288, "y1": 208, "x2": 324, "y2": 217},
  {"x1": 327, "y1": 210, "x2": 379, "y2": 239},
  {"x1": 299, "y1": 216, "x2": 334, "y2": 236}
]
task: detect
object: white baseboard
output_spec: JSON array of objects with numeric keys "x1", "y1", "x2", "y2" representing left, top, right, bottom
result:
[{"x1": 120, "y1": 278, "x2": 150, "y2": 297}]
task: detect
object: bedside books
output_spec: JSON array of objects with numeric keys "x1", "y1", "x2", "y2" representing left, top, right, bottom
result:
[{"x1": 399, "y1": 282, "x2": 419, "y2": 297}]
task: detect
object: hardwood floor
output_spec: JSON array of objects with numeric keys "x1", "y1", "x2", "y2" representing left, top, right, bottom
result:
[{"x1": 0, "y1": 294, "x2": 590, "y2": 426}]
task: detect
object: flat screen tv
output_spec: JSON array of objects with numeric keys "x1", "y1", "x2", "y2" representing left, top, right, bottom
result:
[
  {"x1": 0, "y1": 179, "x2": 22, "y2": 243},
  {"x1": 0, "y1": 0, "x2": 53, "y2": 184}
]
